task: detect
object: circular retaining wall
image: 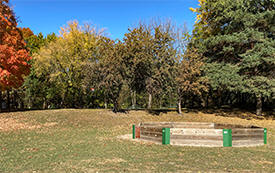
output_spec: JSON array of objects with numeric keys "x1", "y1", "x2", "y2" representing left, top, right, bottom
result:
[{"x1": 132, "y1": 122, "x2": 267, "y2": 147}]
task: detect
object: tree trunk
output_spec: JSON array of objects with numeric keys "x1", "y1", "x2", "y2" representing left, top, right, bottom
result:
[
  {"x1": 191, "y1": 95, "x2": 194, "y2": 108},
  {"x1": 205, "y1": 95, "x2": 209, "y2": 108},
  {"x1": 169, "y1": 92, "x2": 172, "y2": 108},
  {"x1": 0, "y1": 91, "x2": 2, "y2": 112},
  {"x1": 178, "y1": 97, "x2": 182, "y2": 114},
  {"x1": 28, "y1": 97, "x2": 32, "y2": 109},
  {"x1": 218, "y1": 90, "x2": 222, "y2": 108},
  {"x1": 131, "y1": 90, "x2": 136, "y2": 109},
  {"x1": 256, "y1": 95, "x2": 262, "y2": 116},
  {"x1": 112, "y1": 99, "x2": 119, "y2": 113},
  {"x1": 62, "y1": 89, "x2": 67, "y2": 108},
  {"x1": 159, "y1": 97, "x2": 162, "y2": 109},
  {"x1": 104, "y1": 96, "x2": 108, "y2": 109},
  {"x1": 43, "y1": 98, "x2": 47, "y2": 109},
  {"x1": 19, "y1": 100, "x2": 24, "y2": 110},
  {"x1": 7, "y1": 90, "x2": 10, "y2": 111},
  {"x1": 13, "y1": 90, "x2": 18, "y2": 110},
  {"x1": 148, "y1": 93, "x2": 152, "y2": 109}
]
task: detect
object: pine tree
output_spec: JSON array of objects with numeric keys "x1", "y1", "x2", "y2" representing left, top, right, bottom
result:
[{"x1": 193, "y1": 0, "x2": 275, "y2": 115}]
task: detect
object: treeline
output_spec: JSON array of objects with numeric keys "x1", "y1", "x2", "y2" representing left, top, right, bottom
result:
[{"x1": 0, "y1": 0, "x2": 274, "y2": 116}]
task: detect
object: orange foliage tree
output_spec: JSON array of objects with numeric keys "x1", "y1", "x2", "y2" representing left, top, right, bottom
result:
[
  {"x1": 18, "y1": 27, "x2": 34, "y2": 40},
  {"x1": 0, "y1": 0, "x2": 31, "y2": 91}
]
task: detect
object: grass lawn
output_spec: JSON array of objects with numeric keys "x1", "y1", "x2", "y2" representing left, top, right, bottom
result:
[{"x1": 0, "y1": 109, "x2": 274, "y2": 172}]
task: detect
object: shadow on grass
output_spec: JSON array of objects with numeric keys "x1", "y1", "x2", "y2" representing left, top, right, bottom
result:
[{"x1": 201, "y1": 107, "x2": 275, "y2": 120}]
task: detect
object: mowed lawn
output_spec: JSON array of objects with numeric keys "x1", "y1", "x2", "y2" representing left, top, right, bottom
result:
[{"x1": 0, "y1": 109, "x2": 274, "y2": 172}]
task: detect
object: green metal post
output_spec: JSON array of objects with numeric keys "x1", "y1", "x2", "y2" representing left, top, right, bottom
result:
[
  {"x1": 162, "y1": 128, "x2": 170, "y2": 145},
  {"x1": 132, "y1": 125, "x2": 135, "y2": 139},
  {"x1": 264, "y1": 128, "x2": 267, "y2": 144},
  {"x1": 223, "y1": 129, "x2": 232, "y2": 147}
]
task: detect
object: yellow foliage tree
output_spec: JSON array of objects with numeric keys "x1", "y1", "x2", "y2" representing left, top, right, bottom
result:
[
  {"x1": 190, "y1": 0, "x2": 212, "y2": 40},
  {"x1": 33, "y1": 21, "x2": 103, "y2": 107}
]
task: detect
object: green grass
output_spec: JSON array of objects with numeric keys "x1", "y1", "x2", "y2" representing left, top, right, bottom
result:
[{"x1": 0, "y1": 109, "x2": 274, "y2": 172}]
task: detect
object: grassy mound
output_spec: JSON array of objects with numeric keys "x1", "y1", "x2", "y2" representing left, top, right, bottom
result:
[{"x1": 0, "y1": 109, "x2": 274, "y2": 172}]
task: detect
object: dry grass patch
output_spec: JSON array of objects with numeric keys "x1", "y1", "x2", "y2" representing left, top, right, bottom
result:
[
  {"x1": 0, "y1": 109, "x2": 274, "y2": 172},
  {"x1": 0, "y1": 117, "x2": 41, "y2": 131}
]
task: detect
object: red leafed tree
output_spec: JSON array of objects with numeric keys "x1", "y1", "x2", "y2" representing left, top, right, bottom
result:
[{"x1": 0, "y1": 0, "x2": 31, "y2": 91}]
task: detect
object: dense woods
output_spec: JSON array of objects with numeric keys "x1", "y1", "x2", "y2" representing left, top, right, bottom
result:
[{"x1": 0, "y1": 0, "x2": 274, "y2": 115}]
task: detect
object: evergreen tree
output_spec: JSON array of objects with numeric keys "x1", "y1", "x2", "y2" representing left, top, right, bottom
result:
[{"x1": 192, "y1": 0, "x2": 275, "y2": 115}]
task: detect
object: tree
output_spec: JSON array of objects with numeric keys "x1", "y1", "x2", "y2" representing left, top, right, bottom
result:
[
  {"x1": 33, "y1": 21, "x2": 102, "y2": 108},
  {"x1": 22, "y1": 32, "x2": 57, "y2": 109},
  {"x1": 190, "y1": 0, "x2": 211, "y2": 42},
  {"x1": 176, "y1": 47, "x2": 208, "y2": 114},
  {"x1": 18, "y1": 27, "x2": 34, "y2": 40},
  {"x1": 192, "y1": 0, "x2": 275, "y2": 115},
  {"x1": 123, "y1": 24, "x2": 153, "y2": 109},
  {"x1": 24, "y1": 32, "x2": 56, "y2": 55},
  {"x1": 0, "y1": 0, "x2": 31, "y2": 90},
  {"x1": 0, "y1": 0, "x2": 31, "y2": 111},
  {"x1": 123, "y1": 20, "x2": 178, "y2": 109},
  {"x1": 149, "y1": 20, "x2": 178, "y2": 109},
  {"x1": 96, "y1": 38, "x2": 125, "y2": 112}
]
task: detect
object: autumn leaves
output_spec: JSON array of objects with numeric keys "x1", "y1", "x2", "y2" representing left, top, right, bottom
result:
[
  {"x1": 0, "y1": 0, "x2": 31, "y2": 90},
  {"x1": 31, "y1": 20, "x2": 196, "y2": 112}
]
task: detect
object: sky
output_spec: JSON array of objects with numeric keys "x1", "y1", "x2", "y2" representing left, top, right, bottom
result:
[{"x1": 11, "y1": 0, "x2": 199, "y2": 40}]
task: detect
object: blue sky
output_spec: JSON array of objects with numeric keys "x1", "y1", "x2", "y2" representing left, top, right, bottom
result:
[{"x1": 11, "y1": 0, "x2": 198, "y2": 40}]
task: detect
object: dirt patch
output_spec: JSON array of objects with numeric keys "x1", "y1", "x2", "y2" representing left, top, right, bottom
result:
[
  {"x1": 104, "y1": 158, "x2": 126, "y2": 163},
  {"x1": 117, "y1": 134, "x2": 132, "y2": 140},
  {"x1": 97, "y1": 157, "x2": 126, "y2": 165},
  {"x1": 258, "y1": 160, "x2": 273, "y2": 165},
  {"x1": 0, "y1": 117, "x2": 41, "y2": 131},
  {"x1": 117, "y1": 134, "x2": 161, "y2": 146},
  {"x1": 44, "y1": 122, "x2": 58, "y2": 127},
  {"x1": 0, "y1": 117, "x2": 58, "y2": 132}
]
